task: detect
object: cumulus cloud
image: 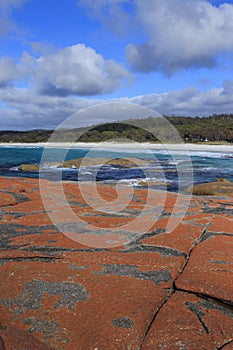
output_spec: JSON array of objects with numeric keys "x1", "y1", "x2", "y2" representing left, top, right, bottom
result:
[
  {"x1": 78, "y1": 0, "x2": 233, "y2": 74},
  {"x1": 126, "y1": 0, "x2": 233, "y2": 74},
  {"x1": 0, "y1": 52, "x2": 36, "y2": 87},
  {"x1": 35, "y1": 44, "x2": 131, "y2": 96},
  {"x1": 0, "y1": 0, "x2": 27, "y2": 37},
  {"x1": 0, "y1": 44, "x2": 131, "y2": 96}
]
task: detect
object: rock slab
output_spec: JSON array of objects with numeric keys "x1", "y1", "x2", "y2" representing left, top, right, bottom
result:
[{"x1": 0, "y1": 177, "x2": 233, "y2": 349}]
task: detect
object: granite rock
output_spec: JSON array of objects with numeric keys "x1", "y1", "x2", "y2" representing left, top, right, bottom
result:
[{"x1": 1, "y1": 176, "x2": 233, "y2": 349}]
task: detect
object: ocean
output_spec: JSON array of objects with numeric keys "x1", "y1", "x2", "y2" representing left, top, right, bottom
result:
[{"x1": 1, "y1": 145, "x2": 233, "y2": 193}]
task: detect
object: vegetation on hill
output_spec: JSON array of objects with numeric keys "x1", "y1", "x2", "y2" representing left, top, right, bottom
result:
[
  {"x1": 166, "y1": 114, "x2": 233, "y2": 143},
  {"x1": 0, "y1": 130, "x2": 53, "y2": 143},
  {"x1": 1, "y1": 114, "x2": 233, "y2": 143}
]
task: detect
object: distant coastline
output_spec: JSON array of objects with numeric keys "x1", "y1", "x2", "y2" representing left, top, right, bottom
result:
[{"x1": 1, "y1": 142, "x2": 233, "y2": 153}]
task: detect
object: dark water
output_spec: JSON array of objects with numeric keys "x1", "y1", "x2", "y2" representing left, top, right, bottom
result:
[{"x1": 1, "y1": 145, "x2": 233, "y2": 192}]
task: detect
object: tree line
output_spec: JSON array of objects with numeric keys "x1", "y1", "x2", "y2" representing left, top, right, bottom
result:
[{"x1": 1, "y1": 114, "x2": 233, "y2": 143}]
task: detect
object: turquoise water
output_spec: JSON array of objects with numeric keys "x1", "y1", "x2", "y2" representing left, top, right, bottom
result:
[{"x1": 1, "y1": 145, "x2": 233, "y2": 192}]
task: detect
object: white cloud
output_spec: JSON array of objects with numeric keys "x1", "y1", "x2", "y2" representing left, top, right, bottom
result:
[
  {"x1": 0, "y1": 87, "x2": 103, "y2": 129},
  {"x1": 2, "y1": 82, "x2": 233, "y2": 129},
  {"x1": 78, "y1": 0, "x2": 233, "y2": 74},
  {"x1": 0, "y1": 0, "x2": 27, "y2": 37},
  {"x1": 125, "y1": 0, "x2": 233, "y2": 74},
  {"x1": 0, "y1": 44, "x2": 131, "y2": 96},
  {"x1": 35, "y1": 44, "x2": 131, "y2": 96},
  {"x1": 0, "y1": 52, "x2": 36, "y2": 86},
  {"x1": 130, "y1": 86, "x2": 233, "y2": 116}
]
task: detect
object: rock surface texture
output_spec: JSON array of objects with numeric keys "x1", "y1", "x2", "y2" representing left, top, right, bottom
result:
[{"x1": 0, "y1": 176, "x2": 233, "y2": 349}]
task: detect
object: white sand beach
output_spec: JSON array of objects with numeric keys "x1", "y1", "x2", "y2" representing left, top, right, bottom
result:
[{"x1": 1, "y1": 142, "x2": 233, "y2": 153}]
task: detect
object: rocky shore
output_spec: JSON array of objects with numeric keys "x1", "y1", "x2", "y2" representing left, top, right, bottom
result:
[{"x1": 1, "y1": 176, "x2": 233, "y2": 349}]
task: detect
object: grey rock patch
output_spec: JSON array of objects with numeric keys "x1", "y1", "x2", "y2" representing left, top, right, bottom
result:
[
  {"x1": 23, "y1": 317, "x2": 60, "y2": 341},
  {"x1": 112, "y1": 317, "x2": 134, "y2": 329},
  {"x1": 0, "y1": 298, "x2": 14, "y2": 307},
  {"x1": 96, "y1": 264, "x2": 171, "y2": 286},
  {"x1": 69, "y1": 264, "x2": 89, "y2": 270},
  {"x1": 20, "y1": 279, "x2": 89, "y2": 310},
  {"x1": 125, "y1": 245, "x2": 186, "y2": 257},
  {"x1": 0, "y1": 279, "x2": 89, "y2": 314}
]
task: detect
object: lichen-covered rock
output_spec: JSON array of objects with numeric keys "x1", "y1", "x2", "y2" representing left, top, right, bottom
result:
[
  {"x1": 186, "y1": 178, "x2": 233, "y2": 196},
  {"x1": 138, "y1": 180, "x2": 171, "y2": 188},
  {"x1": 18, "y1": 156, "x2": 153, "y2": 171},
  {"x1": 142, "y1": 292, "x2": 233, "y2": 350},
  {"x1": 18, "y1": 164, "x2": 41, "y2": 171},
  {"x1": 1, "y1": 176, "x2": 233, "y2": 349}
]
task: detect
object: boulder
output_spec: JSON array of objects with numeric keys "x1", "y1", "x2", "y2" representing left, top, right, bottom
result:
[
  {"x1": 62, "y1": 157, "x2": 152, "y2": 169},
  {"x1": 18, "y1": 164, "x2": 41, "y2": 172},
  {"x1": 137, "y1": 180, "x2": 171, "y2": 188},
  {"x1": 186, "y1": 178, "x2": 233, "y2": 197},
  {"x1": 15, "y1": 157, "x2": 153, "y2": 170}
]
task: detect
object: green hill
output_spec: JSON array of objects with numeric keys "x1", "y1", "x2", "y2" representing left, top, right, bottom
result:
[{"x1": 1, "y1": 114, "x2": 233, "y2": 143}]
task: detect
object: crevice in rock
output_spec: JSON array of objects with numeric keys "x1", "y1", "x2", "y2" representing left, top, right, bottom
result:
[
  {"x1": 21, "y1": 246, "x2": 108, "y2": 253},
  {"x1": 173, "y1": 218, "x2": 233, "y2": 310},
  {"x1": 0, "y1": 336, "x2": 6, "y2": 350},
  {"x1": 139, "y1": 228, "x2": 166, "y2": 240},
  {"x1": 174, "y1": 286, "x2": 233, "y2": 309},
  {"x1": 200, "y1": 231, "x2": 233, "y2": 242},
  {"x1": 121, "y1": 229, "x2": 166, "y2": 251},
  {"x1": 218, "y1": 339, "x2": 233, "y2": 349},
  {"x1": 138, "y1": 288, "x2": 174, "y2": 350},
  {"x1": 185, "y1": 301, "x2": 210, "y2": 333},
  {"x1": 173, "y1": 222, "x2": 211, "y2": 284},
  {"x1": 0, "y1": 256, "x2": 61, "y2": 264},
  {"x1": 139, "y1": 223, "x2": 212, "y2": 350}
]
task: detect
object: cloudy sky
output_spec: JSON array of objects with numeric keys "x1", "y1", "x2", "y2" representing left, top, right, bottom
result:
[{"x1": 1, "y1": 0, "x2": 233, "y2": 129}]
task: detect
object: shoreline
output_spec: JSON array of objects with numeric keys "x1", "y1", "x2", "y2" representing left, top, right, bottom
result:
[{"x1": 1, "y1": 141, "x2": 233, "y2": 153}]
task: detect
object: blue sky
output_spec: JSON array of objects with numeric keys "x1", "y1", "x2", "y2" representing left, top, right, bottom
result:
[{"x1": 1, "y1": 0, "x2": 233, "y2": 129}]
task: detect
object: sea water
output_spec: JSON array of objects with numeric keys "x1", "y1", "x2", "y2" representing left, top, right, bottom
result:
[{"x1": 1, "y1": 145, "x2": 233, "y2": 192}]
